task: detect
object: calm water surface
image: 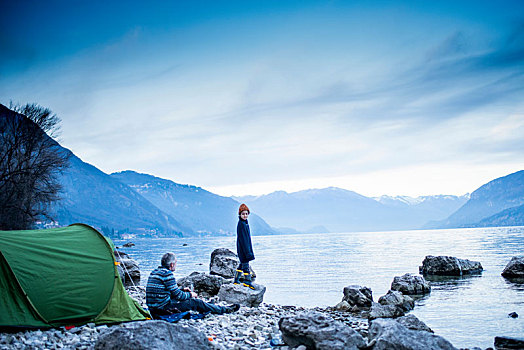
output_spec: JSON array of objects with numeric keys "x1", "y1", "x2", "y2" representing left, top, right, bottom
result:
[{"x1": 116, "y1": 226, "x2": 524, "y2": 349}]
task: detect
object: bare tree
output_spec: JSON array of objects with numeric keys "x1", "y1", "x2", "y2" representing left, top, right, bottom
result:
[{"x1": 0, "y1": 103, "x2": 70, "y2": 230}]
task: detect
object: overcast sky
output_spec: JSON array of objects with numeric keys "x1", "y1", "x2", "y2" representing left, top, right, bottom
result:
[{"x1": 1, "y1": 1, "x2": 523, "y2": 197}]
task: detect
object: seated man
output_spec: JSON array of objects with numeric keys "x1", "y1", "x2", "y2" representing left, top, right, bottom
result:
[{"x1": 146, "y1": 252, "x2": 239, "y2": 316}]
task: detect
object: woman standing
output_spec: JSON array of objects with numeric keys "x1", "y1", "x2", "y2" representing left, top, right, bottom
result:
[{"x1": 233, "y1": 203, "x2": 255, "y2": 289}]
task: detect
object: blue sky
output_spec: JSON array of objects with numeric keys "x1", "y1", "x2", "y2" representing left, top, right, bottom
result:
[{"x1": 1, "y1": 1, "x2": 523, "y2": 196}]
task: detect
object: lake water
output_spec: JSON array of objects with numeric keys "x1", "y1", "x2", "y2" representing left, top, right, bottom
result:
[{"x1": 115, "y1": 226, "x2": 524, "y2": 349}]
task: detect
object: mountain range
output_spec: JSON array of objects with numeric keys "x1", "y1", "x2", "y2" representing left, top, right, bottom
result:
[
  {"x1": 234, "y1": 189, "x2": 469, "y2": 233},
  {"x1": 425, "y1": 170, "x2": 524, "y2": 229},
  {"x1": 2, "y1": 103, "x2": 522, "y2": 236},
  {"x1": 236, "y1": 171, "x2": 524, "y2": 233},
  {"x1": 50, "y1": 151, "x2": 277, "y2": 237}
]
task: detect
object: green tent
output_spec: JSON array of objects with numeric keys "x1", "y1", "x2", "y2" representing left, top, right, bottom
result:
[{"x1": 0, "y1": 223, "x2": 150, "y2": 328}]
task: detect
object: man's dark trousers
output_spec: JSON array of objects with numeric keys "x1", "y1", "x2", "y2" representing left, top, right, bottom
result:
[{"x1": 170, "y1": 299, "x2": 226, "y2": 314}]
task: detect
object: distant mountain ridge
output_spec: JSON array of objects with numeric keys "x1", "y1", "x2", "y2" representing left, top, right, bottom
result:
[
  {"x1": 51, "y1": 152, "x2": 193, "y2": 236},
  {"x1": 430, "y1": 170, "x2": 524, "y2": 228},
  {"x1": 111, "y1": 171, "x2": 277, "y2": 235},
  {"x1": 235, "y1": 188, "x2": 468, "y2": 233}
]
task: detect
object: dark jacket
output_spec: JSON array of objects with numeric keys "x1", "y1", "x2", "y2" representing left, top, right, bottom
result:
[{"x1": 237, "y1": 218, "x2": 254, "y2": 263}]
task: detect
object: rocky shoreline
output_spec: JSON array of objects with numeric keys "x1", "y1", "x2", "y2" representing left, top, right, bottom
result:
[
  {"x1": 0, "y1": 287, "x2": 368, "y2": 350},
  {"x1": 1, "y1": 252, "x2": 523, "y2": 350}
]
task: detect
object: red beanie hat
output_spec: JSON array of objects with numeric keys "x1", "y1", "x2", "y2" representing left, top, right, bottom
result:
[{"x1": 238, "y1": 203, "x2": 250, "y2": 215}]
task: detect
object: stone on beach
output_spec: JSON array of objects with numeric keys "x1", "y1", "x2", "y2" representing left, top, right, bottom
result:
[
  {"x1": 391, "y1": 273, "x2": 431, "y2": 295},
  {"x1": 342, "y1": 285, "x2": 373, "y2": 309},
  {"x1": 396, "y1": 314, "x2": 433, "y2": 333},
  {"x1": 94, "y1": 320, "x2": 211, "y2": 349},
  {"x1": 209, "y1": 248, "x2": 256, "y2": 280},
  {"x1": 114, "y1": 250, "x2": 140, "y2": 287},
  {"x1": 209, "y1": 248, "x2": 239, "y2": 278},
  {"x1": 368, "y1": 302, "x2": 405, "y2": 320},
  {"x1": 218, "y1": 283, "x2": 266, "y2": 307},
  {"x1": 419, "y1": 255, "x2": 483, "y2": 276},
  {"x1": 378, "y1": 290, "x2": 414, "y2": 312},
  {"x1": 177, "y1": 271, "x2": 226, "y2": 297},
  {"x1": 335, "y1": 300, "x2": 352, "y2": 312},
  {"x1": 279, "y1": 311, "x2": 367, "y2": 350},
  {"x1": 368, "y1": 318, "x2": 457, "y2": 350},
  {"x1": 501, "y1": 256, "x2": 524, "y2": 278},
  {"x1": 494, "y1": 335, "x2": 524, "y2": 349}
]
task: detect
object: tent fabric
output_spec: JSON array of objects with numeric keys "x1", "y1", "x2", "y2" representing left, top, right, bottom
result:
[{"x1": 0, "y1": 224, "x2": 150, "y2": 328}]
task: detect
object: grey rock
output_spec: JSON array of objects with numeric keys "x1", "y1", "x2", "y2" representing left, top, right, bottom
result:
[
  {"x1": 368, "y1": 302, "x2": 405, "y2": 320},
  {"x1": 378, "y1": 290, "x2": 414, "y2": 312},
  {"x1": 495, "y1": 337, "x2": 524, "y2": 350},
  {"x1": 279, "y1": 311, "x2": 366, "y2": 350},
  {"x1": 368, "y1": 318, "x2": 457, "y2": 350},
  {"x1": 114, "y1": 250, "x2": 140, "y2": 287},
  {"x1": 342, "y1": 285, "x2": 373, "y2": 309},
  {"x1": 113, "y1": 250, "x2": 130, "y2": 259},
  {"x1": 494, "y1": 336, "x2": 524, "y2": 349},
  {"x1": 94, "y1": 320, "x2": 211, "y2": 349},
  {"x1": 209, "y1": 248, "x2": 239, "y2": 278},
  {"x1": 501, "y1": 256, "x2": 524, "y2": 278},
  {"x1": 419, "y1": 255, "x2": 483, "y2": 276},
  {"x1": 178, "y1": 272, "x2": 226, "y2": 297},
  {"x1": 396, "y1": 314, "x2": 433, "y2": 333},
  {"x1": 335, "y1": 300, "x2": 351, "y2": 312},
  {"x1": 391, "y1": 274, "x2": 431, "y2": 295},
  {"x1": 218, "y1": 283, "x2": 266, "y2": 307}
]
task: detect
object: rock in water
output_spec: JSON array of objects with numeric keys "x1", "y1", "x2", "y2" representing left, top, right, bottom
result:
[
  {"x1": 396, "y1": 314, "x2": 433, "y2": 333},
  {"x1": 94, "y1": 321, "x2": 211, "y2": 349},
  {"x1": 368, "y1": 318, "x2": 457, "y2": 350},
  {"x1": 342, "y1": 285, "x2": 373, "y2": 309},
  {"x1": 209, "y1": 248, "x2": 238, "y2": 278},
  {"x1": 391, "y1": 273, "x2": 431, "y2": 295},
  {"x1": 419, "y1": 255, "x2": 483, "y2": 276},
  {"x1": 122, "y1": 242, "x2": 135, "y2": 247},
  {"x1": 218, "y1": 283, "x2": 266, "y2": 307},
  {"x1": 501, "y1": 256, "x2": 524, "y2": 278},
  {"x1": 279, "y1": 311, "x2": 366, "y2": 350},
  {"x1": 378, "y1": 290, "x2": 414, "y2": 312},
  {"x1": 494, "y1": 336, "x2": 524, "y2": 349},
  {"x1": 177, "y1": 272, "x2": 226, "y2": 297}
]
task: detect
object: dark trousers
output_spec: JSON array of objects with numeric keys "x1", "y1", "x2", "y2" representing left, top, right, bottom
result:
[
  {"x1": 169, "y1": 298, "x2": 226, "y2": 314},
  {"x1": 238, "y1": 262, "x2": 250, "y2": 274}
]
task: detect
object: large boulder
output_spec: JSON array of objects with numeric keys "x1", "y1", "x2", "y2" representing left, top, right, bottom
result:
[
  {"x1": 494, "y1": 336, "x2": 524, "y2": 349},
  {"x1": 396, "y1": 314, "x2": 433, "y2": 333},
  {"x1": 114, "y1": 250, "x2": 140, "y2": 287},
  {"x1": 209, "y1": 248, "x2": 238, "y2": 278},
  {"x1": 218, "y1": 283, "x2": 266, "y2": 307},
  {"x1": 419, "y1": 255, "x2": 483, "y2": 276},
  {"x1": 368, "y1": 318, "x2": 457, "y2": 350},
  {"x1": 501, "y1": 256, "x2": 524, "y2": 278},
  {"x1": 342, "y1": 285, "x2": 373, "y2": 310},
  {"x1": 378, "y1": 290, "x2": 414, "y2": 312},
  {"x1": 391, "y1": 274, "x2": 431, "y2": 295},
  {"x1": 368, "y1": 303, "x2": 405, "y2": 320},
  {"x1": 279, "y1": 311, "x2": 366, "y2": 350},
  {"x1": 177, "y1": 272, "x2": 226, "y2": 297},
  {"x1": 209, "y1": 248, "x2": 257, "y2": 280},
  {"x1": 94, "y1": 320, "x2": 211, "y2": 350}
]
